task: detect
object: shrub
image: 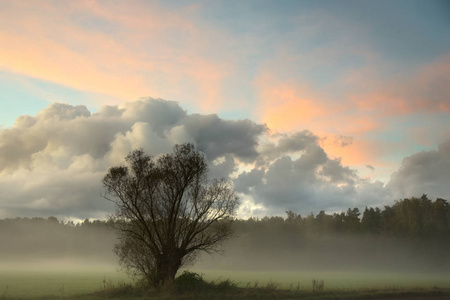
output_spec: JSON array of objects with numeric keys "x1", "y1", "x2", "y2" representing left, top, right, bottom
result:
[
  {"x1": 174, "y1": 271, "x2": 208, "y2": 292},
  {"x1": 214, "y1": 279, "x2": 237, "y2": 292}
]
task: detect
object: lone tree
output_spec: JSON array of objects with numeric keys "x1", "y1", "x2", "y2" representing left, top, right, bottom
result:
[{"x1": 102, "y1": 143, "x2": 239, "y2": 288}]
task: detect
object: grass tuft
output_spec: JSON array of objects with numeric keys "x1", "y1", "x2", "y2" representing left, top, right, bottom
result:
[{"x1": 312, "y1": 279, "x2": 325, "y2": 292}]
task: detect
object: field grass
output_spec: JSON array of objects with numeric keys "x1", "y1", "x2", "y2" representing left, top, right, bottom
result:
[
  {"x1": 191, "y1": 269, "x2": 450, "y2": 290},
  {"x1": 0, "y1": 263, "x2": 131, "y2": 298},
  {"x1": 1, "y1": 263, "x2": 450, "y2": 299}
]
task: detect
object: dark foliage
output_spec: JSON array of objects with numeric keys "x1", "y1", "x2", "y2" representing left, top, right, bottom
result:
[
  {"x1": 174, "y1": 271, "x2": 209, "y2": 292},
  {"x1": 102, "y1": 144, "x2": 239, "y2": 288}
]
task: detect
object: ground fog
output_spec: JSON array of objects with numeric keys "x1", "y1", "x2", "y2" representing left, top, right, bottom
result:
[{"x1": 1, "y1": 215, "x2": 449, "y2": 297}]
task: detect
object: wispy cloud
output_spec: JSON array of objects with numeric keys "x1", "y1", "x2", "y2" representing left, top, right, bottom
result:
[{"x1": 0, "y1": 1, "x2": 235, "y2": 111}]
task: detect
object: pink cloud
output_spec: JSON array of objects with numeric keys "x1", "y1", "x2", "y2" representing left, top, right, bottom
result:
[
  {"x1": 349, "y1": 55, "x2": 450, "y2": 116},
  {"x1": 252, "y1": 45, "x2": 450, "y2": 170},
  {"x1": 414, "y1": 55, "x2": 450, "y2": 112},
  {"x1": 320, "y1": 134, "x2": 389, "y2": 168},
  {"x1": 255, "y1": 77, "x2": 326, "y2": 132},
  {"x1": 254, "y1": 72, "x2": 382, "y2": 137},
  {"x1": 0, "y1": 1, "x2": 233, "y2": 111},
  {"x1": 253, "y1": 72, "x2": 389, "y2": 172}
]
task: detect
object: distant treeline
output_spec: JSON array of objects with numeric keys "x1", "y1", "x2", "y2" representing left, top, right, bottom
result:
[
  {"x1": 243, "y1": 194, "x2": 450, "y2": 240},
  {"x1": 0, "y1": 216, "x2": 116, "y2": 263},
  {"x1": 210, "y1": 195, "x2": 450, "y2": 271},
  {"x1": 1, "y1": 195, "x2": 449, "y2": 271}
]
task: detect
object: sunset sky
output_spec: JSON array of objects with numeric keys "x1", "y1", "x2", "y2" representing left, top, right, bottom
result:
[{"x1": 1, "y1": 0, "x2": 449, "y2": 220}]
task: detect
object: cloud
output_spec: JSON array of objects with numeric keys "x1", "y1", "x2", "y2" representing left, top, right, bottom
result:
[
  {"x1": 0, "y1": 99, "x2": 448, "y2": 220},
  {"x1": 347, "y1": 54, "x2": 450, "y2": 117},
  {"x1": 0, "y1": 1, "x2": 236, "y2": 112},
  {"x1": 0, "y1": 98, "x2": 264, "y2": 219},
  {"x1": 387, "y1": 139, "x2": 450, "y2": 200},
  {"x1": 235, "y1": 131, "x2": 374, "y2": 215},
  {"x1": 251, "y1": 33, "x2": 449, "y2": 175},
  {"x1": 254, "y1": 73, "x2": 328, "y2": 133},
  {"x1": 258, "y1": 130, "x2": 318, "y2": 163},
  {"x1": 121, "y1": 99, "x2": 186, "y2": 129},
  {"x1": 2, "y1": 0, "x2": 302, "y2": 118},
  {"x1": 366, "y1": 164, "x2": 375, "y2": 171},
  {"x1": 0, "y1": 166, "x2": 113, "y2": 219},
  {"x1": 334, "y1": 134, "x2": 353, "y2": 147},
  {"x1": 180, "y1": 114, "x2": 267, "y2": 162}
]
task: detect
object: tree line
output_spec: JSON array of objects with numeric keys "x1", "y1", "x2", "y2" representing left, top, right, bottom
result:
[
  {"x1": 206, "y1": 195, "x2": 450, "y2": 272},
  {"x1": 0, "y1": 195, "x2": 448, "y2": 262},
  {"x1": 270, "y1": 194, "x2": 450, "y2": 240},
  {"x1": 0, "y1": 216, "x2": 116, "y2": 262}
]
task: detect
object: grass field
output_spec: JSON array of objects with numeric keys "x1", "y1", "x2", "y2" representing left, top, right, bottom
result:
[
  {"x1": 0, "y1": 263, "x2": 130, "y2": 298},
  {"x1": 192, "y1": 269, "x2": 450, "y2": 290},
  {"x1": 1, "y1": 263, "x2": 450, "y2": 299}
]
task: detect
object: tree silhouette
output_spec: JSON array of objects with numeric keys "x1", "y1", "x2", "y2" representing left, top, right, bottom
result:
[{"x1": 102, "y1": 143, "x2": 239, "y2": 288}]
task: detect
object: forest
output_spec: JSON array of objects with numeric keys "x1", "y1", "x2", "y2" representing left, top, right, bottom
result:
[{"x1": 1, "y1": 195, "x2": 449, "y2": 272}]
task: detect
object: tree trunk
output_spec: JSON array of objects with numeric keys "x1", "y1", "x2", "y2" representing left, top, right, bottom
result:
[{"x1": 155, "y1": 253, "x2": 182, "y2": 291}]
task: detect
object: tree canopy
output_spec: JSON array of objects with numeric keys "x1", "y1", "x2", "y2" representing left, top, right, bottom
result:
[{"x1": 102, "y1": 143, "x2": 239, "y2": 288}]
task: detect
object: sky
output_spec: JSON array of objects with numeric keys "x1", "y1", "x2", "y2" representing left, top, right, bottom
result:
[{"x1": 0, "y1": 0, "x2": 449, "y2": 220}]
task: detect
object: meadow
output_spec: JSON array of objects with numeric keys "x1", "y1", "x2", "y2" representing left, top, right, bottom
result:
[
  {"x1": 193, "y1": 269, "x2": 450, "y2": 290},
  {"x1": 0, "y1": 263, "x2": 129, "y2": 298},
  {"x1": 1, "y1": 263, "x2": 450, "y2": 299}
]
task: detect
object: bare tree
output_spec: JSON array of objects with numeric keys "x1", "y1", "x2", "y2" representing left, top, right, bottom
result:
[{"x1": 102, "y1": 143, "x2": 239, "y2": 288}]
